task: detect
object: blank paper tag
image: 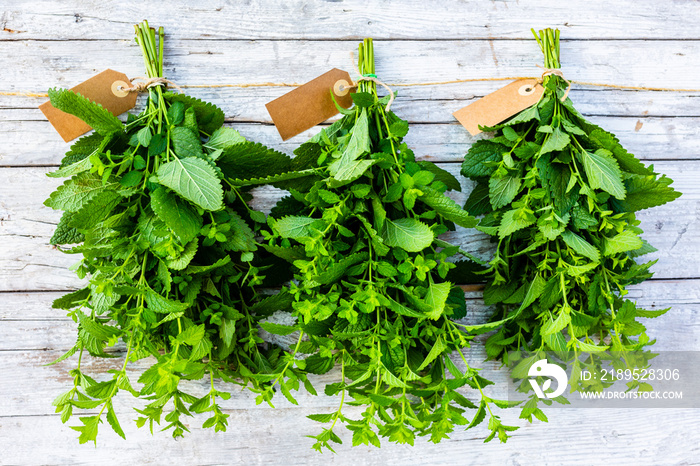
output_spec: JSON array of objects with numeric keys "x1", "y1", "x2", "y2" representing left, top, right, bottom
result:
[
  {"x1": 453, "y1": 79, "x2": 544, "y2": 136},
  {"x1": 40, "y1": 69, "x2": 138, "y2": 142},
  {"x1": 266, "y1": 68, "x2": 354, "y2": 141}
]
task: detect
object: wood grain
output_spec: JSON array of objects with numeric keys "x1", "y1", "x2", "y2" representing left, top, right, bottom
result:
[
  {"x1": 3, "y1": 0, "x2": 700, "y2": 40},
  {"x1": 1, "y1": 1, "x2": 699, "y2": 463}
]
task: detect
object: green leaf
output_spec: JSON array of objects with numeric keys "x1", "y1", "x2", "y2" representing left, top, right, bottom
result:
[
  {"x1": 462, "y1": 141, "x2": 506, "y2": 178},
  {"x1": 52, "y1": 287, "x2": 90, "y2": 310},
  {"x1": 217, "y1": 141, "x2": 294, "y2": 180},
  {"x1": 166, "y1": 239, "x2": 198, "y2": 270},
  {"x1": 417, "y1": 161, "x2": 461, "y2": 192},
  {"x1": 156, "y1": 157, "x2": 224, "y2": 211},
  {"x1": 386, "y1": 296, "x2": 426, "y2": 319},
  {"x1": 50, "y1": 212, "x2": 84, "y2": 245},
  {"x1": 166, "y1": 93, "x2": 224, "y2": 134},
  {"x1": 47, "y1": 156, "x2": 92, "y2": 178},
  {"x1": 273, "y1": 216, "x2": 320, "y2": 239},
  {"x1": 423, "y1": 282, "x2": 451, "y2": 320},
  {"x1": 611, "y1": 174, "x2": 681, "y2": 212},
  {"x1": 579, "y1": 149, "x2": 626, "y2": 200},
  {"x1": 170, "y1": 126, "x2": 204, "y2": 159},
  {"x1": 177, "y1": 324, "x2": 206, "y2": 346},
  {"x1": 489, "y1": 176, "x2": 521, "y2": 210},
  {"x1": 205, "y1": 127, "x2": 246, "y2": 151},
  {"x1": 308, "y1": 252, "x2": 369, "y2": 286},
  {"x1": 48, "y1": 88, "x2": 123, "y2": 136},
  {"x1": 417, "y1": 337, "x2": 447, "y2": 371},
  {"x1": 259, "y1": 321, "x2": 297, "y2": 336},
  {"x1": 226, "y1": 169, "x2": 318, "y2": 188},
  {"x1": 72, "y1": 415, "x2": 100, "y2": 445},
  {"x1": 540, "y1": 127, "x2": 570, "y2": 154},
  {"x1": 561, "y1": 230, "x2": 600, "y2": 262},
  {"x1": 106, "y1": 405, "x2": 126, "y2": 439},
  {"x1": 464, "y1": 181, "x2": 492, "y2": 216},
  {"x1": 587, "y1": 128, "x2": 653, "y2": 176},
  {"x1": 45, "y1": 172, "x2": 117, "y2": 212},
  {"x1": 498, "y1": 208, "x2": 536, "y2": 239},
  {"x1": 136, "y1": 126, "x2": 152, "y2": 147},
  {"x1": 151, "y1": 187, "x2": 202, "y2": 244},
  {"x1": 541, "y1": 308, "x2": 571, "y2": 335},
  {"x1": 330, "y1": 159, "x2": 376, "y2": 184},
  {"x1": 304, "y1": 354, "x2": 335, "y2": 375},
  {"x1": 68, "y1": 190, "x2": 122, "y2": 230},
  {"x1": 603, "y1": 229, "x2": 643, "y2": 256},
  {"x1": 145, "y1": 288, "x2": 189, "y2": 314},
  {"x1": 382, "y1": 218, "x2": 434, "y2": 252},
  {"x1": 418, "y1": 185, "x2": 477, "y2": 228},
  {"x1": 635, "y1": 307, "x2": 670, "y2": 318},
  {"x1": 575, "y1": 339, "x2": 609, "y2": 353},
  {"x1": 517, "y1": 273, "x2": 546, "y2": 314}
]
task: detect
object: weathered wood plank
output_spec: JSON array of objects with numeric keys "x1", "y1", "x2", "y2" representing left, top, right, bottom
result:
[
  {"x1": 2, "y1": 117, "x2": 699, "y2": 167},
  {"x1": 3, "y1": 0, "x2": 700, "y2": 40},
  {"x1": 1, "y1": 407, "x2": 697, "y2": 465},
  {"x1": 0, "y1": 161, "x2": 695, "y2": 291},
  {"x1": 1, "y1": 39, "x2": 699, "y2": 97}
]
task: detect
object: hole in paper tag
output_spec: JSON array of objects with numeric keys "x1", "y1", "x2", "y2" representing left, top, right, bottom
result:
[
  {"x1": 40, "y1": 69, "x2": 138, "y2": 142},
  {"x1": 453, "y1": 78, "x2": 544, "y2": 136},
  {"x1": 266, "y1": 68, "x2": 354, "y2": 141},
  {"x1": 111, "y1": 80, "x2": 130, "y2": 98}
]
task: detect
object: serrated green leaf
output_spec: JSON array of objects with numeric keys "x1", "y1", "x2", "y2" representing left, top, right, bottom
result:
[
  {"x1": 417, "y1": 337, "x2": 447, "y2": 371},
  {"x1": 579, "y1": 149, "x2": 626, "y2": 200},
  {"x1": 150, "y1": 187, "x2": 202, "y2": 244},
  {"x1": 418, "y1": 185, "x2": 477, "y2": 228},
  {"x1": 489, "y1": 176, "x2": 521, "y2": 210},
  {"x1": 170, "y1": 126, "x2": 204, "y2": 159},
  {"x1": 45, "y1": 172, "x2": 118, "y2": 212},
  {"x1": 273, "y1": 216, "x2": 320, "y2": 239},
  {"x1": 498, "y1": 208, "x2": 536, "y2": 239},
  {"x1": 51, "y1": 212, "x2": 85, "y2": 245},
  {"x1": 561, "y1": 230, "x2": 600, "y2": 262},
  {"x1": 462, "y1": 140, "x2": 506, "y2": 178},
  {"x1": 48, "y1": 88, "x2": 123, "y2": 136},
  {"x1": 603, "y1": 229, "x2": 643, "y2": 256},
  {"x1": 156, "y1": 157, "x2": 223, "y2": 211},
  {"x1": 382, "y1": 218, "x2": 434, "y2": 252},
  {"x1": 145, "y1": 288, "x2": 189, "y2": 314}
]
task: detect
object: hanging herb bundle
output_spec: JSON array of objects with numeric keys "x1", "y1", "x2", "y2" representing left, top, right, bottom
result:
[
  {"x1": 45, "y1": 21, "x2": 295, "y2": 443},
  {"x1": 461, "y1": 28, "x2": 681, "y2": 417},
  {"x1": 254, "y1": 39, "x2": 518, "y2": 451}
]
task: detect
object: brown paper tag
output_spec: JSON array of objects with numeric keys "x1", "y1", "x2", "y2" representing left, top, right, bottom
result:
[
  {"x1": 453, "y1": 79, "x2": 544, "y2": 136},
  {"x1": 40, "y1": 69, "x2": 138, "y2": 142},
  {"x1": 266, "y1": 68, "x2": 354, "y2": 141}
]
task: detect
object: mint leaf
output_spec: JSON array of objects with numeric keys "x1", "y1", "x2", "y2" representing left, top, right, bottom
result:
[
  {"x1": 48, "y1": 88, "x2": 123, "y2": 136},
  {"x1": 382, "y1": 218, "x2": 434, "y2": 252},
  {"x1": 156, "y1": 157, "x2": 224, "y2": 211}
]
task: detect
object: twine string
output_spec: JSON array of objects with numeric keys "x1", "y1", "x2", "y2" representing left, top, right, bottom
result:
[
  {"x1": 119, "y1": 76, "x2": 183, "y2": 93},
  {"x1": 537, "y1": 65, "x2": 572, "y2": 101},
  {"x1": 4, "y1": 74, "x2": 700, "y2": 98},
  {"x1": 338, "y1": 74, "x2": 396, "y2": 111}
]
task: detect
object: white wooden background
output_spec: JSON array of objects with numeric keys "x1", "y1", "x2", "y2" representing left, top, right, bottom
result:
[{"x1": 1, "y1": 1, "x2": 700, "y2": 464}]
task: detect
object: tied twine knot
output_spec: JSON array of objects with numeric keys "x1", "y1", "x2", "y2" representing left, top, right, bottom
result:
[
  {"x1": 537, "y1": 65, "x2": 572, "y2": 102},
  {"x1": 337, "y1": 73, "x2": 396, "y2": 111},
  {"x1": 118, "y1": 76, "x2": 182, "y2": 93}
]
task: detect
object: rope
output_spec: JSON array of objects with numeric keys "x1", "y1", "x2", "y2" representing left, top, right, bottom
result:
[
  {"x1": 119, "y1": 76, "x2": 182, "y2": 93},
  {"x1": 4, "y1": 76, "x2": 700, "y2": 98},
  {"x1": 536, "y1": 66, "x2": 572, "y2": 101}
]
